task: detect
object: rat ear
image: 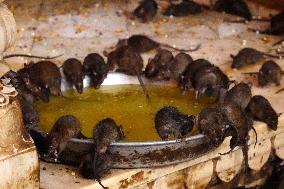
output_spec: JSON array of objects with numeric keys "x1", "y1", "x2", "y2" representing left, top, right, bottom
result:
[{"x1": 230, "y1": 54, "x2": 235, "y2": 59}]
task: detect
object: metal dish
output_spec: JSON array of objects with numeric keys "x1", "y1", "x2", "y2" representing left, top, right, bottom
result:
[{"x1": 35, "y1": 73, "x2": 216, "y2": 168}]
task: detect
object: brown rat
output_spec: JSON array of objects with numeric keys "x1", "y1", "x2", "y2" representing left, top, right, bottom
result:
[
  {"x1": 231, "y1": 48, "x2": 281, "y2": 69},
  {"x1": 218, "y1": 102, "x2": 253, "y2": 149},
  {"x1": 219, "y1": 102, "x2": 254, "y2": 176},
  {"x1": 82, "y1": 118, "x2": 123, "y2": 189},
  {"x1": 179, "y1": 58, "x2": 212, "y2": 92},
  {"x1": 118, "y1": 34, "x2": 201, "y2": 54},
  {"x1": 79, "y1": 153, "x2": 111, "y2": 189},
  {"x1": 108, "y1": 45, "x2": 151, "y2": 101},
  {"x1": 246, "y1": 95, "x2": 279, "y2": 131},
  {"x1": 155, "y1": 106, "x2": 194, "y2": 140},
  {"x1": 62, "y1": 58, "x2": 84, "y2": 94},
  {"x1": 214, "y1": 0, "x2": 252, "y2": 20},
  {"x1": 196, "y1": 102, "x2": 253, "y2": 151},
  {"x1": 258, "y1": 11, "x2": 284, "y2": 35},
  {"x1": 17, "y1": 67, "x2": 50, "y2": 102},
  {"x1": 43, "y1": 115, "x2": 81, "y2": 162},
  {"x1": 28, "y1": 61, "x2": 62, "y2": 96},
  {"x1": 83, "y1": 53, "x2": 109, "y2": 89},
  {"x1": 163, "y1": 0, "x2": 202, "y2": 17},
  {"x1": 93, "y1": 118, "x2": 124, "y2": 155},
  {"x1": 222, "y1": 82, "x2": 252, "y2": 110},
  {"x1": 243, "y1": 60, "x2": 283, "y2": 87},
  {"x1": 133, "y1": 0, "x2": 158, "y2": 22},
  {"x1": 258, "y1": 60, "x2": 283, "y2": 86},
  {"x1": 170, "y1": 52, "x2": 193, "y2": 81},
  {"x1": 192, "y1": 64, "x2": 230, "y2": 99},
  {"x1": 145, "y1": 49, "x2": 174, "y2": 81},
  {"x1": 2, "y1": 71, "x2": 35, "y2": 104},
  {"x1": 196, "y1": 107, "x2": 229, "y2": 148}
]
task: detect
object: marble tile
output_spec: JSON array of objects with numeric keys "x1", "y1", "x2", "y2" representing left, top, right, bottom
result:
[{"x1": 35, "y1": 0, "x2": 129, "y2": 39}]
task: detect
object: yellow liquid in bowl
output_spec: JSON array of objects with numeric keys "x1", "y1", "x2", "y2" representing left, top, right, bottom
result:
[{"x1": 35, "y1": 85, "x2": 213, "y2": 142}]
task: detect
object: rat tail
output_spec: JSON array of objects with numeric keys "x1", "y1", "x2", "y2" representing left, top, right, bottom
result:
[
  {"x1": 273, "y1": 39, "x2": 284, "y2": 46},
  {"x1": 251, "y1": 126, "x2": 258, "y2": 147},
  {"x1": 262, "y1": 52, "x2": 283, "y2": 59},
  {"x1": 225, "y1": 17, "x2": 270, "y2": 23},
  {"x1": 242, "y1": 72, "x2": 259, "y2": 75},
  {"x1": 3, "y1": 54, "x2": 63, "y2": 60},
  {"x1": 97, "y1": 178, "x2": 108, "y2": 189},
  {"x1": 161, "y1": 43, "x2": 201, "y2": 52},
  {"x1": 248, "y1": 28, "x2": 273, "y2": 35},
  {"x1": 137, "y1": 73, "x2": 152, "y2": 104},
  {"x1": 276, "y1": 88, "x2": 284, "y2": 94}
]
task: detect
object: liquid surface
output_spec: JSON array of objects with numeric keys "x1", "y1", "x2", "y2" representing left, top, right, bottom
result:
[{"x1": 35, "y1": 85, "x2": 213, "y2": 142}]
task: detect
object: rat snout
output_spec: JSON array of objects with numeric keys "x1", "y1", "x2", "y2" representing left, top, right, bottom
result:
[
  {"x1": 75, "y1": 82, "x2": 84, "y2": 94},
  {"x1": 49, "y1": 79, "x2": 62, "y2": 96},
  {"x1": 40, "y1": 89, "x2": 50, "y2": 102},
  {"x1": 75, "y1": 75, "x2": 84, "y2": 94},
  {"x1": 196, "y1": 87, "x2": 207, "y2": 99},
  {"x1": 50, "y1": 87, "x2": 62, "y2": 96}
]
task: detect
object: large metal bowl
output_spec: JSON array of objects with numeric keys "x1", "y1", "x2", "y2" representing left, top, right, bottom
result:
[{"x1": 35, "y1": 73, "x2": 216, "y2": 168}]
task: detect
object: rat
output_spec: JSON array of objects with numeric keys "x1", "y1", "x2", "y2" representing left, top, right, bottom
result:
[
  {"x1": 222, "y1": 82, "x2": 252, "y2": 110},
  {"x1": 155, "y1": 106, "x2": 194, "y2": 140},
  {"x1": 144, "y1": 49, "x2": 174, "y2": 80},
  {"x1": 79, "y1": 153, "x2": 111, "y2": 189},
  {"x1": 2, "y1": 71, "x2": 36, "y2": 104},
  {"x1": 133, "y1": 0, "x2": 158, "y2": 22},
  {"x1": 93, "y1": 118, "x2": 124, "y2": 155},
  {"x1": 243, "y1": 60, "x2": 283, "y2": 87},
  {"x1": 219, "y1": 102, "x2": 254, "y2": 177},
  {"x1": 117, "y1": 34, "x2": 201, "y2": 54},
  {"x1": 179, "y1": 58, "x2": 212, "y2": 92},
  {"x1": 258, "y1": 60, "x2": 283, "y2": 86},
  {"x1": 196, "y1": 107, "x2": 230, "y2": 148},
  {"x1": 43, "y1": 115, "x2": 81, "y2": 162},
  {"x1": 170, "y1": 52, "x2": 193, "y2": 81},
  {"x1": 27, "y1": 61, "x2": 62, "y2": 96},
  {"x1": 83, "y1": 53, "x2": 109, "y2": 89},
  {"x1": 214, "y1": 0, "x2": 252, "y2": 20},
  {"x1": 231, "y1": 48, "x2": 281, "y2": 69},
  {"x1": 108, "y1": 45, "x2": 151, "y2": 101},
  {"x1": 258, "y1": 11, "x2": 284, "y2": 35},
  {"x1": 62, "y1": 58, "x2": 84, "y2": 94},
  {"x1": 246, "y1": 95, "x2": 279, "y2": 131},
  {"x1": 17, "y1": 67, "x2": 50, "y2": 102},
  {"x1": 20, "y1": 98, "x2": 40, "y2": 129},
  {"x1": 192, "y1": 64, "x2": 230, "y2": 99},
  {"x1": 218, "y1": 102, "x2": 253, "y2": 149},
  {"x1": 163, "y1": 0, "x2": 202, "y2": 17},
  {"x1": 22, "y1": 76, "x2": 50, "y2": 102},
  {"x1": 82, "y1": 118, "x2": 123, "y2": 189}
]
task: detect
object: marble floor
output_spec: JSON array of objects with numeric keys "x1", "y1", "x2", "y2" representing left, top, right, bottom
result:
[{"x1": 3, "y1": 0, "x2": 284, "y2": 188}]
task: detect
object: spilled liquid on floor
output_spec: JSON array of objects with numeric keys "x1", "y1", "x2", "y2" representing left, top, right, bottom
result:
[{"x1": 35, "y1": 85, "x2": 213, "y2": 142}]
